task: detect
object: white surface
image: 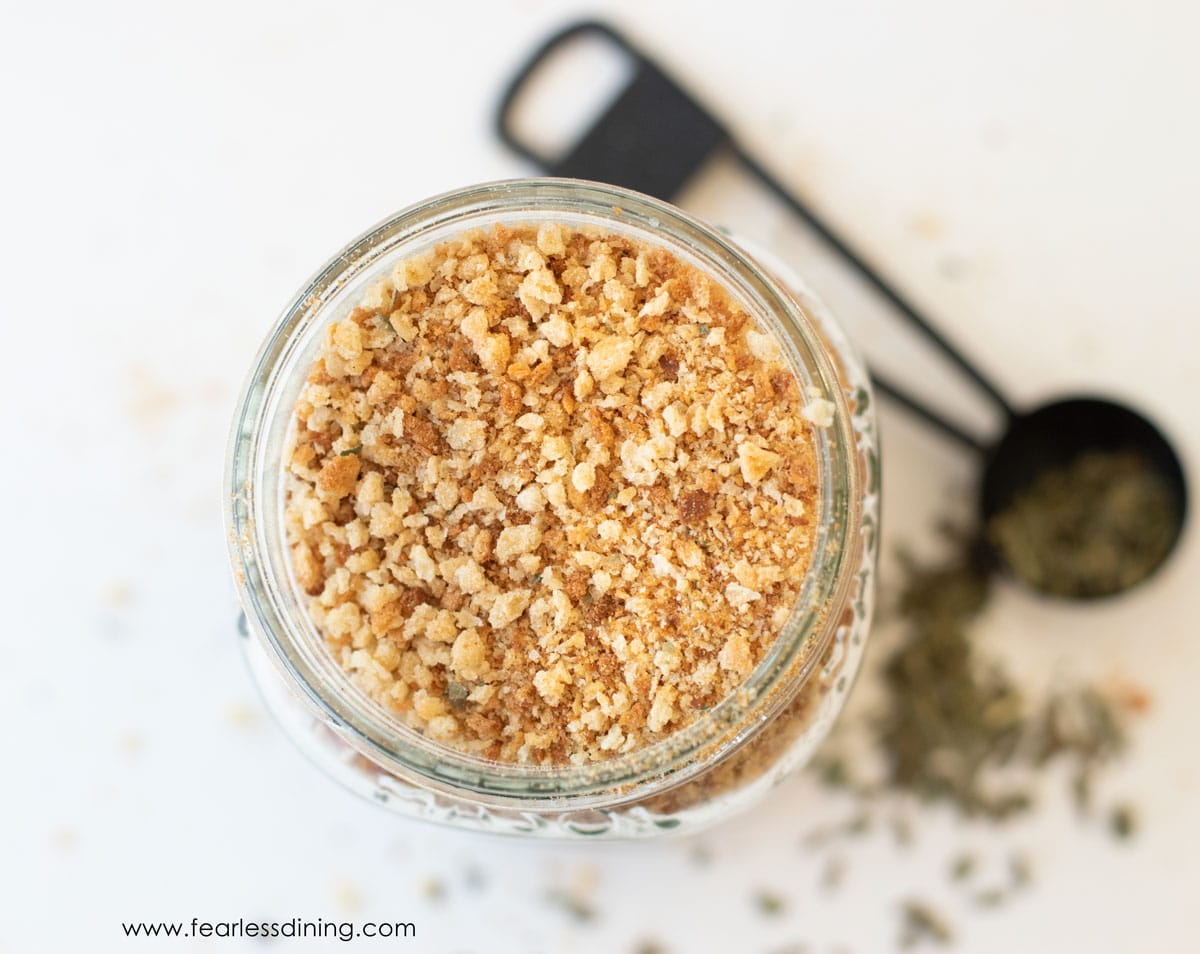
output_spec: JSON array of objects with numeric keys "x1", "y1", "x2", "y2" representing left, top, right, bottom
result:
[{"x1": 3, "y1": 2, "x2": 1199, "y2": 952}]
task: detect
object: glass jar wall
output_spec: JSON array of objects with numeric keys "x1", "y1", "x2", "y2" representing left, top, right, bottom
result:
[{"x1": 226, "y1": 179, "x2": 878, "y2": 838}]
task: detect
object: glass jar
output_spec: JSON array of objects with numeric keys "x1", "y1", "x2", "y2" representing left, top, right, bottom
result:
[{"x1": 226, "y1": 179, "x2": 879, "y2": 838}]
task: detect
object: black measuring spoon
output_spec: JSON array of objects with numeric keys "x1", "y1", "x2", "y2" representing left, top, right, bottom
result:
[{"x1": 495, "y1": 19, "x2": 1189, "y2": 598}]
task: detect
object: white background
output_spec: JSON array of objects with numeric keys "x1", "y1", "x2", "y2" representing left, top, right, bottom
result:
[{"x1": 3, "y1": 1, "x2": 1199, "y2": 952}]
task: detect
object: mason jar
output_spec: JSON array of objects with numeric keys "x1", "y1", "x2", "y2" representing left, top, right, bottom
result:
[{"x1": 225, "y1": 179, "x2": 879, "y2": 838}]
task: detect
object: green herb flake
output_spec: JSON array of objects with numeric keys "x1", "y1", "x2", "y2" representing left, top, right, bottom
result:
[
  {"x1": 949, "y1": 853, "x2": 977, "y2": 882},
  {"x1": 818, "y1": 524, "x2": 1134, "y2": 830},
  {"x1": 545, "y1": 889, "x2": 597, "y2": 923},
  {"x1": 1110, "y1": 803, "x2": 1138, "y2": 840},
  {"x1": 879, "y1": 536, "x2": 1027, "y2": 818},
  {"x1": 817, "y1": 755, "x2": 849, "y2": 790},
  {"x1": 339, "y1": 444, "x2": 364, "y2": 456},
  {"x1": 899, "y1": 900, "x2": 954, "y2": 948},
  {"x1": 1071, "y1": 766, "x2": 1094, "y2": 814},
  {"x1": 753, "y1": 890, "x2": 786, "y2": 917},
  {"x1": 844, "y1": 812, "x2": 872, "y2": 837}
]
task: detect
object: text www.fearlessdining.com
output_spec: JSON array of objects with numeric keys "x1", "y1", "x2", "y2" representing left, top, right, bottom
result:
[{"x1": 121, "y1": 918, "x2": 416, "y2": 941}]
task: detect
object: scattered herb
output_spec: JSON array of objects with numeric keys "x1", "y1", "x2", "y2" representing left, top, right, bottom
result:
[
  {"x1": 1027, "y1": 686, "x2": 1126, "y2": 818},
  {"x1": 861, "y1": 532, "x2": 1131, "y2": 820},
  {"x1": 806, "y1": 522, "x2": 1140, "y2": 944},
  {"x1": 879, "y1": 535, "x2": 1031, "y2": 818},
  {"x1": 545, "y1": 889, "x2": 597, "y2": 923},
  {"x1": 753, "y1": 890, "x2": 787, "y2": 917},
  {"x1": 802, "y1": 813, "x2": 874, "y2": 850},
  {"x1": 1029, "y1": 687, "x2": 1126, "y2": 766},
  {"x1": 1071, "y1": 766, "x2": 1094, "y2": 814},
  {"x1": 949, "y1": 853, "x2": 977, "y2": 882},
  {"x1": 818, "y1": 755, "x2": 850, "y2": 790},
  {"x1": 805, "y1": 466, "x2": 1158, "y2": 945},
  {"x1": 899, "y1": 900, "x2": 954, "y2": 948},
  {"x1": 845, "y1": 813, "x2": 871, "y2": 836},
  {"x1": 698, "y1": 322, "x2": 710, "y2": 336},
  {"x1": 338, "y1": 444, "x2": 363, "y2": 456},
  {"x1": 988, "y1": 449, "x2": 1181, "y2": 598},
  {"x1": 1110, "y1": 803, "x2": 1138, "y2": 840}
]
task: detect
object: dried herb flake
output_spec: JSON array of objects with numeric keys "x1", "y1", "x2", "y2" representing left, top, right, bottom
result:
[
  {"x1": 753, "y1": 890, "x2": 787, "y2": 917},
  {"x1": 899, "y1": 900, "x2": 954, "y2": 948}
]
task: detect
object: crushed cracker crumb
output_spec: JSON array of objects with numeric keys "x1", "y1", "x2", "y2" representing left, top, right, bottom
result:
[{"x1": 284, "y1": 223, "x2": 825, "y2": 764}]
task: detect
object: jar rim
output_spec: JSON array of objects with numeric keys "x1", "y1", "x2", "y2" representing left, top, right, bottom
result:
[{"x1": 225, "y1": 178, "x2": 866, "y2": 806}]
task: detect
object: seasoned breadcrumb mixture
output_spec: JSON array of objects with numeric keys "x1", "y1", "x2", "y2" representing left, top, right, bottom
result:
[{"x1": 283, "y1": 223, "x2": 829, "y2": 764}]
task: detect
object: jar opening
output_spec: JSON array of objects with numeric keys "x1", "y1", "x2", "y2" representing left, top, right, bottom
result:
[{"x1": 226, "y1": 179, "x2": 865, "y2": 805}]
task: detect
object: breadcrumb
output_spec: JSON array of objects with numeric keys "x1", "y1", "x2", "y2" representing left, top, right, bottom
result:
[{"x1": 284, "y1": 224, "x2": 825, "y2": 764}]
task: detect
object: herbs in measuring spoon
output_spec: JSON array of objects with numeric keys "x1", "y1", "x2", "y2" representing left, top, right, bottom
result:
[{"x1": 988, "y1": 449, "x2": 1180, "y2": 598}]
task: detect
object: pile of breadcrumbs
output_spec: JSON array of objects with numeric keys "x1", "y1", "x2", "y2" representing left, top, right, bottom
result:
[{"x1": 283, "y1": 222, "x2": 833, "y2": 764}]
